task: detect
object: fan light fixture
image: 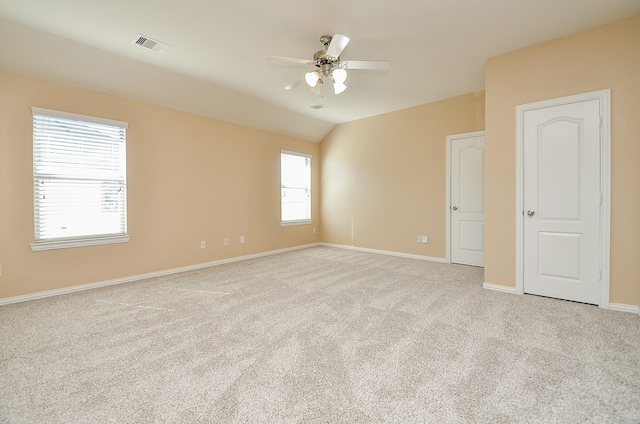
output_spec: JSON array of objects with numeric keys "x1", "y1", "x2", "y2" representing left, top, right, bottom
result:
[
  {"x1": 333, "y1": 82, "x2": 347, "y2": 95},
  {"x1": 305, "y1": 71, "x2": 320, "y2": 87},
  {"x1": 332, "y1": 68, "x2": 347, "y2": 94},
  {"x1": 302, "y1": 34, "x2": 352, "y2": 95},
  {"x1": 305, "y1": 68, "x2": 348, "y2": 95},
  {"x1": 269, "y1": 34, "x2": 390, "y2": 96}
]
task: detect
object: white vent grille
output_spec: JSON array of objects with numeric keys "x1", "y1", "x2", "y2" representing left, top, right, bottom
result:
[
  {"x1": 310, "y1": 104, "x2": 327, "y2": 110},
  {"x1": 133, "y1": 34, "x2": 169, "y2": 53}
]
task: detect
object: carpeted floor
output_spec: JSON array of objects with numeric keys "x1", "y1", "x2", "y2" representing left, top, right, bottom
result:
[{"x1": 1, "y1": 246, "x2": 639, "y2": 423}]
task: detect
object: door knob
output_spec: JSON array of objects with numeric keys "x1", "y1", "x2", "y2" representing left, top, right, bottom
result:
[
  {"x1": 452, "y1": 206, "x2": 458, "y2": 211},
  {"x1": 527, "y1": 210, "x2": 535, "y2": 216}
]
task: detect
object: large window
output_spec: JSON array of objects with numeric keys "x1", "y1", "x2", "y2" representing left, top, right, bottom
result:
[
  {"x1": 281, "y1": 151, "x2": 311, "y2": 225},
  {"x1": 31, "y1": 107, "x2": 130, "y2": 251}
]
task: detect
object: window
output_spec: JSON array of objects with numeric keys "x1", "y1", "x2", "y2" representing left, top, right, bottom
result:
[
  {"x1": 281, "y1": 151, "x2": 311, "y2": 225},
  {"x1": 31, "y1": 107, "x2": 130, "y2": 251}
]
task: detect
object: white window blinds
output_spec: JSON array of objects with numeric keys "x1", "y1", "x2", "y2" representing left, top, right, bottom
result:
[
  {"x1": 281, "y1": 151, "x2": 311, "y2": 224},
  {"x1": 32, "y1": 107, "x2": 128, "y2": 245}
]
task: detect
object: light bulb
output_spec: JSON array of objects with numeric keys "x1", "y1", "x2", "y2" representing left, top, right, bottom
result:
[
  {"x1": 332, "y1": 68, "x2": 347, "y2": 84},
  {"x1": 333, "y1": 81, "x2": 347, "y2": 94},
  {"x1": 305, "y1": 71, "x2": 320, "y2": 87}
]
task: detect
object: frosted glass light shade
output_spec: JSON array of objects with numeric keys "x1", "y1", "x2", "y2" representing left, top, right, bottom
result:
[
  {"x1": 333, "y1": 81, "x2": 347, "y2": 94},
  {"x1": 305, "y1": 71, "x2": 320, "y2": 87},
  {"x1": 332, "y1": 68, "x2": 347, "y2": 84}
]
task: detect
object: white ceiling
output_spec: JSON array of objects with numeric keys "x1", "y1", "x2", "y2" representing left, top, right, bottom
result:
[{"x1": 1, "y1": 1, "x2": 638, "y2": 142}]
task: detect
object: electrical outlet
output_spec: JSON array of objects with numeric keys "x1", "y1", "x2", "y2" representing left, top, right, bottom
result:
[
  {"x1": 313, "y1": 227, "x2": 317, "y2": 234},
  {"x1": 417, "y1": 235, "x2": 428, "y2": 244},
  {"x1": 200, "y1": 241, "x2": 206, "y2": 249},
  {"x1": 240, "y1": 236, "x2": 245, "y2": 244},
  {"x1": 224, "y1": 238, "x2": 229, "y2": 246}
]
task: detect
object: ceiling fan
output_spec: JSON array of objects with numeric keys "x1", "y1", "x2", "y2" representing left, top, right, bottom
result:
[{"x1": 268, "y1": 34, "x2": 390, "y2": 95}]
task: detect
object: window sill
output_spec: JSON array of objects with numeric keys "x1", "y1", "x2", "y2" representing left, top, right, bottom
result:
[
  {"x1": 30, "y1": 234, "x2": 131, "y2": 251},
  {"x1": 281, "y1": 220, "x2": 312, "y2": 227}
]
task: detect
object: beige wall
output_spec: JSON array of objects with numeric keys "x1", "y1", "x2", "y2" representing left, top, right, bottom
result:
[
  {"x1": 320, "y1": 92, "x2": 485, "y2": 258},
  {"x1": 2, "y1": 16, "x2": 638, "y2": 308},
  {"x1": 0, "y1": 71, "x2": 320, "y2": 299},
  {"x1": 485, "y1": 16, "x2": 640, "y2": 305}
]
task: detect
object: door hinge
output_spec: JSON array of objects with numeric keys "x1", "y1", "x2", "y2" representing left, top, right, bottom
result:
[{"x1": 599, "y1": 116, "x2": 603, "y2": 127}]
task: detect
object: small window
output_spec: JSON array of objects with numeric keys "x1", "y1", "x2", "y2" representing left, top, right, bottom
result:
[
  {"x1": 31, "y1": 107, "x2": 130, "y2": 251},
  {"x1": 281, "y1": 151, "x2": 311, "y2": 225}
]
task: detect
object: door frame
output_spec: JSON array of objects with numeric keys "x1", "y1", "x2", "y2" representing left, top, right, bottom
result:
[
  {"x1": 446, "y1": 130, "x2": 485, "y2": 264},
  {"x1": 515, "y1": 89, "x2": 611, "y2": 308}
]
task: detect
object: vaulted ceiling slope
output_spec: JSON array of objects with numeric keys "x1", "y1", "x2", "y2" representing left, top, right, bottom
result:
[{"x1": 0, "y1": 1, "x2": 638, "y2": 142}]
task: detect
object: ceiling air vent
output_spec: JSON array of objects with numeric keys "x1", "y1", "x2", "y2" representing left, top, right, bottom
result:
[
  {"x1": 133, "y1": 34, "x2": 169, "y2": 53},
  {"x1": 310, "y1": 104, "x2": 327, "y2": 110}
]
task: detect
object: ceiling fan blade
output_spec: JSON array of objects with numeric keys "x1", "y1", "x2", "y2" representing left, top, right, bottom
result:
[
  {"x1": 326, "y1": 34, "x2": 350, "y2": 59},
  {"x1": 284, "y1": 80, "x2": 300, "y2": 91},
  {"x1": 268, "y1": 56, "x2": 314, "y2": 65},
  {"x1": 343, "y1": 60, "x2": 390, "y2": 70}
]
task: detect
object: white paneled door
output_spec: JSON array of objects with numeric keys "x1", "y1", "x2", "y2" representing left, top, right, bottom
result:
[
  {"x1": 522, "y1": 99, "x2": 602, "y2": 304},
  {"x1": 450, "y1": 132, "x2": 485, "y2": 267}
]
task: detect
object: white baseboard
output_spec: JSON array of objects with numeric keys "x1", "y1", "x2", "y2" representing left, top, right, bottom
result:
[
  {"x1": 320, "y1": 242, "x2": 447, "y2": 263},
  {"x1": 6, "y1": 243, "x2": 638, "y2": 317},
  {"x1": 608, "y1": 303, "x2": 640, "y2": 315},
  {"x1": 482, "y1": 282, "x2": 518, "y2": 294},
  {"x1": 482, "y1": 282, "x2": 639, "y2": 315},
  {"x1": 0, "y1": 243, "x2": 321, "y2": 306}
]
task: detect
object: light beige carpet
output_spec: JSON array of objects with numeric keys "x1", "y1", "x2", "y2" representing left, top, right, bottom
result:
[{"x1": 1, "y1": 246, "x2": 639, "y2": 423}]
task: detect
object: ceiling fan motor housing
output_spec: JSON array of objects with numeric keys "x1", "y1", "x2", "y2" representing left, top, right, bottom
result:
[
  {"x1": 313, "y1": 49, "x2": 337, "y2": 76},
  {"x1": 320, "y1": 35, "x2": 333, "y2": 47},
  {"x1": 314, "y1": 35, "x2": 344, "y2": 78},
  {"x1": 313, "y1": 49, "x2": 337, "y2": 64}
]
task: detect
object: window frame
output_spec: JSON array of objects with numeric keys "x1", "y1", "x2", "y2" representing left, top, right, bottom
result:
[
  {"x1": 280, "y1": 150, "x2": 312, "y2": 226},
  {"x1": 30, "y1": 107, "x2": 131, "y2": 251}
]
